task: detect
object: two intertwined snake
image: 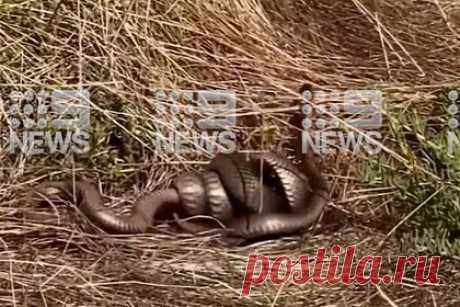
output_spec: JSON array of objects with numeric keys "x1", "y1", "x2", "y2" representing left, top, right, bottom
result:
[{"x1": 28, "y1": 150, "x2": 329, "y2": 240}]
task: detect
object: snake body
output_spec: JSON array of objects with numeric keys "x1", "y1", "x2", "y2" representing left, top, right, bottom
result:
[
  {"x1": 35, "y1": 182, "x2": 181, "y2": 233},
  {"x1": 27, "y1": 83, "x2": 330, "y2": 240},
  {"x1": 227, "y1": 153, "x2": 330, "y2": 238},
  {"x1": 30, "y1": 151, "x2": 329, "y2": 240}
]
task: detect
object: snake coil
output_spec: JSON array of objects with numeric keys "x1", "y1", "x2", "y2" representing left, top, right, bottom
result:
[{"x1": 28, "y1": 152, "x2": 329, "y2": 240}]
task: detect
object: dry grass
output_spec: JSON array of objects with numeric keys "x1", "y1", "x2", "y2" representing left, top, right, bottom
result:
[{"x1": 1, "y1": 0, "x2": 460, "y2": 306}]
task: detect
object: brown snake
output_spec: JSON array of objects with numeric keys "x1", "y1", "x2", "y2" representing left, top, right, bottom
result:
[
  {"x1": 27, "y1": 95, "x2": 330, "y2": 240},
  {"x1": 27, "y1": 151, "x2": 329, "y2": 240}
]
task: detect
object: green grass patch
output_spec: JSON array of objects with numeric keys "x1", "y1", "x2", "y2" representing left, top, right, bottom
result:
[{"x1": 363, "y1": 88, "x2": 460, "y2": 256}]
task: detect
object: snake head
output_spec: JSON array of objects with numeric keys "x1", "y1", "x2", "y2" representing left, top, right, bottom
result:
[
  {"x1": 22, "y1": 182, "x2": 77, "y2": 225},
  {"x1": 27, "y1": 182, "x2": 75, "y2": 205}
]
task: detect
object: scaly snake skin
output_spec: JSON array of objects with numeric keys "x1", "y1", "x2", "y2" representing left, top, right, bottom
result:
[
  {"x1": 26, "y1": 83, "x2": 330, "y2": 240},
  {"x1": 27, "y1": 151, "x2": 329, "y2": 240},
  {"x1": 226, "y1": 153, "x2": 330, "y2": 238}
]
